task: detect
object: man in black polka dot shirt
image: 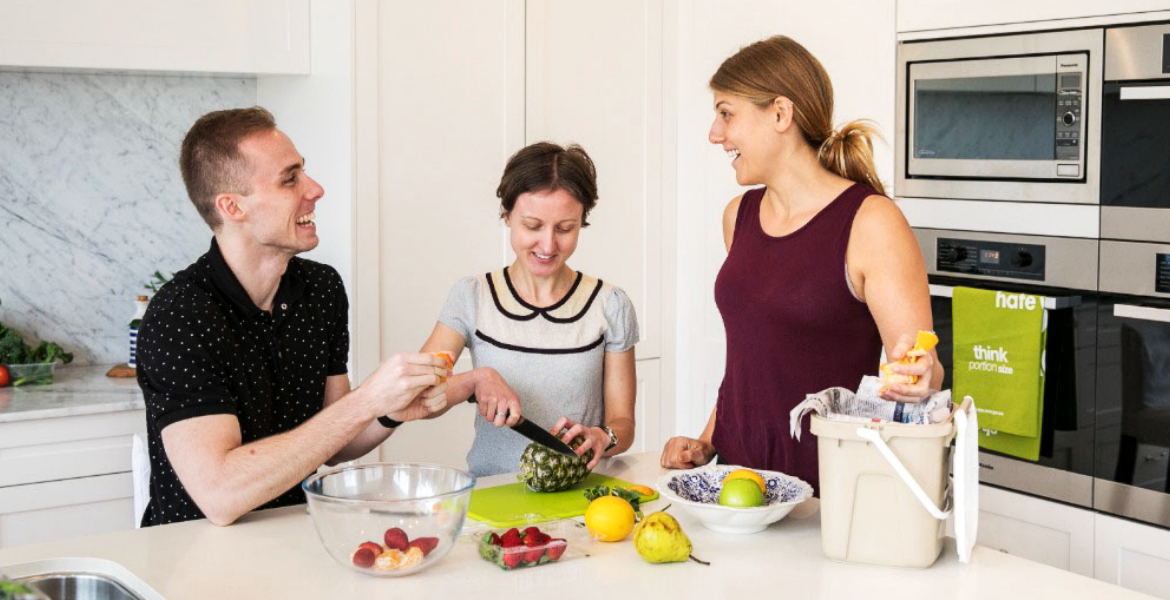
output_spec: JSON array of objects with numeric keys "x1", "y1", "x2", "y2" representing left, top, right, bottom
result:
[{"x1": 136, "y1": 107, "x2": 454, "y2": 526}]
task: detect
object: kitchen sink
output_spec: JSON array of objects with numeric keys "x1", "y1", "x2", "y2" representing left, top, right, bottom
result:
[
  {"x1": 13, "y1": 573, "x2": 143, "y2": 600},
  {"x1": 1, "y1": 559, "x2": 162, "y2": 600}
]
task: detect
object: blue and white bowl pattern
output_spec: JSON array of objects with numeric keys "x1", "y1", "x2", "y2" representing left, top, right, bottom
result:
[{"x1": 666, "y1": 465, "x2": 810, "y2": 506}]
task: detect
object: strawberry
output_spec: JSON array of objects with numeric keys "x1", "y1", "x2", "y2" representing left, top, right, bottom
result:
[
  {"x1": 502, "y1": 551, "x2": 523, "y2": 569},
  {"x1": 522, "y1": 526, "x2": 542, "y2": 539},
  {"x1": 546, "y1": 539, "x2": 568, "y2": 560},
  {"x1": 489, "y1": 533, "x2": 502, "y2": 546},
  {"x1": 352, "y1": 547, "x2": 376, "y2": 568},
  {"x1": 522, "y1": 533, "x2": 544, "y2": 563},
  {"x1": 383, "y1": 527, "x2": 409, "y2": 551},
  {"x1": 358, "y1": 541, "x2": 382, "y2": 555},
  {"x1": 500, "y1": 527, "x2": 522, "y2": 548},
  {"x1": 408, "y1": 537, "x2": 440, "y2": 557}
]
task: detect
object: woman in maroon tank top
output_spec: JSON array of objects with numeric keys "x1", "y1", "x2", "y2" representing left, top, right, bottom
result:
[{"x1": 659, "y1": 36, "x2": 943, "y2": 495}]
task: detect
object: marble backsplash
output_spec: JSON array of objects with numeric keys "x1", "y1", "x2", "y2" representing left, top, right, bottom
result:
[{"x1": 0, "y1": 71, "x2": 256, "y2": 365}]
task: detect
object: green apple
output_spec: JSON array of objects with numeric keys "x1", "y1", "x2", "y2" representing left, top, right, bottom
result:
[{"x1": 718, "y1": 478, "x2": 765, "y2": 507}]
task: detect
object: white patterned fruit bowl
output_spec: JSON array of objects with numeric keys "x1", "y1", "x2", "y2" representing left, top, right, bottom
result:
[{"x1": 656, "y1": 464, "x2": 813, "y2": 534}]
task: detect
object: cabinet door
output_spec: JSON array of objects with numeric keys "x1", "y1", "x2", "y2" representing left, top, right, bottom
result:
[
  {"x1": 1095, "y1": 513, "x2": 1170, "y2": 599},
  {"x1": 0, "y1": 473, "x2": 134, "y2": 549},
  {"x1": 632, "y1": 359, "x2": 661, "y2": 454},
  {"x1": 897, "y1": 0, "x2": 1170, "y2": 33},
  {"x1": 525, "y1": 0, "x2": 665, "y2": 361},
  {"x1": 372, "y1": 0, "x2": 525, "y2": 468},
  {"x1": 0, "y1": 0, "x2": 309, "y2": 74},
  {"x1": 975, "y1": 485, "x2": 1095, "y2": 576}
]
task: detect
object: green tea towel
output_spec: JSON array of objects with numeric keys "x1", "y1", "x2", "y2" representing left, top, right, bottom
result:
[{"x1": 952, "y1": 287, "x2": 1047, "y2": 461}]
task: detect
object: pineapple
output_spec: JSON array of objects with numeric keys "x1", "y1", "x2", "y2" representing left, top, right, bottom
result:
[{"x1": 517, "y1": 429, "x2": 593, "y2": 492}]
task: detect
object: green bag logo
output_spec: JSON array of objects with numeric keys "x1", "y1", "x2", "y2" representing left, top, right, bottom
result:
[{"x1": 995, "y1": 291, "x2": 1039, "y2": 311}]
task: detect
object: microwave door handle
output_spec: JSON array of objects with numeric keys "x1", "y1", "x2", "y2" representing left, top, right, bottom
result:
[
  {"x1": 929, "y1": 284, "x2": 1081, "y2": 310},
  {"x1": 1114, "y1": 304, "x2": 1170, "y2": 323},
  {"x1": 1119, "y1": 86, "x2": 1170, "y2": 101}
]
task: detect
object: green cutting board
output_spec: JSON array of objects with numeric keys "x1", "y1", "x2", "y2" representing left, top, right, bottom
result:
[{"x1": 467, "y1": 473, "x2": 658, "y2": 527}]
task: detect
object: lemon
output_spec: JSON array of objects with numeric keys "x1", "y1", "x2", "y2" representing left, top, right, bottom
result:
[
  {"x1": 584, "y1": 495, "x2": 636, "y2": 542},
  {"x1": 723, "y1": 469, "x2": 766, "y2": 494}
]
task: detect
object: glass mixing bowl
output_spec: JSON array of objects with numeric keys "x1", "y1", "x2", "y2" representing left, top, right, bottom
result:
[{"x1": 302, "y1": 463, "x2": 475, "y2": 577}]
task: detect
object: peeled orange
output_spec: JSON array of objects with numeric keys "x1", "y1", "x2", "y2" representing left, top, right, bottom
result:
[{"x1": 584, "y1": 495, "x2": 636, "y2": 542}]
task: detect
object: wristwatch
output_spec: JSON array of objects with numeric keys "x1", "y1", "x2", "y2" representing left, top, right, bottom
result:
[
  {"x1": 602, "y1": 425, "x2": 618, "y2": 452},
  {"x1": 378, "y1": 415, "x2": 403, "y2": 429}
]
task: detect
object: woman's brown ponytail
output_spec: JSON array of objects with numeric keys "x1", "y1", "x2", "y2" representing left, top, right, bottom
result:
[
  {"x1": 817, "y1": 120, "x2": 886, "y2": 196},
  {"x1": 710, "y1": 36, "x2": 886, "y2": 196}
]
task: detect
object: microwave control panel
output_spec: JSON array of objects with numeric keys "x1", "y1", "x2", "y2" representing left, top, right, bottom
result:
[
  {"x1": 1055, "y1": 54, "x2": 1086, "y2": 162},
  {"x1": 938, "y1": 238, "x2": 1046, "y2": 281},
  {"x1": 1158, "y1": 253, "x2": 1170, "y2": 294}
]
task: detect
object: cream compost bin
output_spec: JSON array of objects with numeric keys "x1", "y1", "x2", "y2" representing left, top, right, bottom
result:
[{"x1": 811, "y1": 399, "x2": 978, "y2": 568}]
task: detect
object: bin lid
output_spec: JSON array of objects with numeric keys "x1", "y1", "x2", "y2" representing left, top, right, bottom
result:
[{"x1": 953, "y1": 397, "x2": 979, "y2": 564}]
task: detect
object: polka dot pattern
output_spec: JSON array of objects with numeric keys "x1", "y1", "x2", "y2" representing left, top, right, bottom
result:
[{"x1": 136, "y1": 239, "x2": 349, "y2": 526}]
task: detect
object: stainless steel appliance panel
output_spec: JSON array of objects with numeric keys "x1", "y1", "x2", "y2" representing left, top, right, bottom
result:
[
  {"x1": 1101, "y1": 24, "x2": 1170, "y2": 243},
  {"x1": 915, "y1": 229, "x2": 1098, "y2": 508},
  {"x1": 896, "y1": 28, "x2": 1103, "y2": 204}
]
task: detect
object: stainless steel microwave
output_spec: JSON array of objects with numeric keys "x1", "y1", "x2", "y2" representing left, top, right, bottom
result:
[{"x1": 896, "y1": 29, "x2": 1103, "y2": 204}]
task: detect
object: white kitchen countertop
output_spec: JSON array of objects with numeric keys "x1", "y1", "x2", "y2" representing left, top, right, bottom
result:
[
  {"x1": 0, "y1": 452, "x2": 1151, "y2": 599},
  {"x1": 0, "y1": 364, "x2": 144, "y2": 423}
]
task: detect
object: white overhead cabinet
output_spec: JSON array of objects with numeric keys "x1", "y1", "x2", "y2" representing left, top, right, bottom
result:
[
  {"x1": 897, "y1": 0, "x2": 1170, "y2": 33},
  {"x1": 0, "y1": 0, "x2": 309, "y2": 74}
]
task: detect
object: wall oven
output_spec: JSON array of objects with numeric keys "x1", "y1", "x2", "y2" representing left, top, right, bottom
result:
[
  {"x1": 1101, "y1": 23, "x2": 1170, "y2": 244},
  {"x1": 915, "y1": 228, "x2": 1099, "y2": 509},
  {"x1": 1096, "y1": 241, "x2": 1170, "y2": 528},
  {"x1": 897, "y1": 28, "x2": 1103, "y2": 204}
]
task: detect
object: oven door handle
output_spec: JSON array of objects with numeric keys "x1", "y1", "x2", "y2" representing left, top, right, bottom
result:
[
  {"x1": 929, "y1": 284, "x2": 1081, "y2": 310},
  {"x1": 1114, "y1": 304, "x2": 1170, "y2": 323},
  {"x1": 1119, "y1": 86, "x2": 1170, "y2": 101}
]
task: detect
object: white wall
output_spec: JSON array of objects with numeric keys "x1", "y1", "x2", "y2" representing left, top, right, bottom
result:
[
  {"x1": 257, "y1": 0, "x2": 357, "y2": 368},
  {"x1": 673, "y1": 0, "x2": 897, "y2": 436}
]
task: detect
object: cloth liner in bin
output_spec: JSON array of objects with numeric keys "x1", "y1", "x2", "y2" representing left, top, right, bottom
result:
[{"x1": 791, "y1": 382, "x2": 978, "y2": 568}]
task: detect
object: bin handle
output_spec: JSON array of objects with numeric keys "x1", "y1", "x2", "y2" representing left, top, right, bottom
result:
[{"x1": 855, "y1": 427, "x2": 952, "y2": 521}]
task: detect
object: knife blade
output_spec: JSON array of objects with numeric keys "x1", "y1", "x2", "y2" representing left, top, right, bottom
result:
[{"x1": 467, "y1": 395, "x2": 578, "y2": 456}]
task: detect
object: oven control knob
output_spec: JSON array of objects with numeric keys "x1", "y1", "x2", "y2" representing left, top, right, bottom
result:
[
  {"x1": 1062, "y1": 112, "x2": 1077, "y2": 126},
  {"x1": 951, "y1": 247, "x2": 969, "y2": 262},
  {"x1": 1012, "y1": 251, "x2": 1033, "y2": 268}
]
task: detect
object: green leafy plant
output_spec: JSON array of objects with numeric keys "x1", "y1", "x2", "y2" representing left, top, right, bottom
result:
[
  {"x1": 144, "y1": 270, "x2": 173, "y2": 294},
  {"x1": 0, "y1": 296, "x2": 74, "y2": 386},
  {"x1": 583, "y1": 485, "x2": 644, "y2": 519}
]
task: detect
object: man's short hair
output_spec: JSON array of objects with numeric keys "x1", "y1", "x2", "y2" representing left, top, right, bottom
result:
[{"x1": 179, "y1": 107, "x2": 277, "y2": 230}]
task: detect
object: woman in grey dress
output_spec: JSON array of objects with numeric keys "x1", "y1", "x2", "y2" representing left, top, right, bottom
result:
[{"x1": 420, "y1": 142, "x2": 640, "y2": 477}]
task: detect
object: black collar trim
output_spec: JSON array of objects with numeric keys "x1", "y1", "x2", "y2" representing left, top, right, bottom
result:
[
  {"x1": 486, "y1": 269, "x2": 600, "y2": 324},
  {"x1": 204, "y1": 238, "x2": 305, "y2": 318},
  {"x1": 474, "y1": 330, "x2": 605, "y2": 354}
]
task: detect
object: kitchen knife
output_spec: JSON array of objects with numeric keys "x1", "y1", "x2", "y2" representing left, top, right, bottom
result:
[{"x1": 466, "y1": 395, "x2": 578, "y2": 456}]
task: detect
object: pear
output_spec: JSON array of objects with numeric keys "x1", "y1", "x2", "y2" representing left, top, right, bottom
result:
[{"x1": 632, "y1": 510, "x2": 692, "y2": 563}]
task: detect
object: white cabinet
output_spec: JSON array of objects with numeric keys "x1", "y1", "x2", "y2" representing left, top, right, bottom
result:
[
  {"x1": 897, "y1": 0, "x2": 1170, "y2": 34},
  {"x1": 975, "y1": 485, "x2": 1095, "y2": 576},
  {"x1": 0, "y1": 409, "x2": 145, "y2": 548},
  {"x1": 1095, "y1": 513, "x2": 1170, "y2": 599},
  {"x1": 525, "y1": 0, "x2": 666, "y2": 362},
  {"x1": 0, "y1": 0, "x2": 309, "y2": 74},
  {"x1": 368, "y1": 0, "x2": 525, "y2": 468}
]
